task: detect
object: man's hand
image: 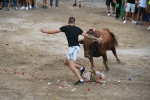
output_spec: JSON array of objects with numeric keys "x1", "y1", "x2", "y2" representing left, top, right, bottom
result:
[
  {"x1": 97, "y1": 36, "x2": 105, "y2": 43},
  {"x1": 40, "y1": 27, "x2": 47, "y2": 33}
]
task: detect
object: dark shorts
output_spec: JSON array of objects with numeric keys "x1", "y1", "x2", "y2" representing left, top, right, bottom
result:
[
  {"x1": 135, "y1": 7, "x2": 138, "y2": 14},
  {"x1": 106, "y1": 0, "x2": 115, "y2": 7},
  {"x1": 6, "y1": 0, "x2": 9, "y2": 3},
  {"x1": 138, "y1": 7, "x2": 146, "y2": 14}
]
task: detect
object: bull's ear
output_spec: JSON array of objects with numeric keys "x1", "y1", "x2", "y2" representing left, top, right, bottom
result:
[{"x1": 79, "y1": 40, "x2": 83, "y2": 44}]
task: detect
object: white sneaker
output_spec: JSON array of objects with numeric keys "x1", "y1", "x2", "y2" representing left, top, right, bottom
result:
[
  {"x1": 11, "y1": 3, "x2": 14, "y2": 6},
  {"x1": 112, "y1": 13, "x2": 116, "y2": 17},
  {"x1": 29, "y1": 5, "x2": 32, "y2": 9},
  {"x1": 123, "y1": 20, "x2": 126, "y2": 24},
  {"x1": 56, "y1": 7, "x2": 58, "y2": 9},
  {"x1": 49, "y1": 6, "x2": 52, "y2": 8},
  {"x1": 147, "y1": 26, "x2": 150, "y2": 30},
  {"x1": 26, "y1": 7, "x2": 29, "y2": 10},
  {"x1": 15, "y1": 7, "x2": 18, "y2": 10},
  {"x1": 132, "y1": 21, "x2": 137, "y2": 25},
  {"x1": 108, "y1": 13, "x2": 110, "y2": 16},
  {"x1": 20, "y1": 6, "x2": 25, "y2": 10}
]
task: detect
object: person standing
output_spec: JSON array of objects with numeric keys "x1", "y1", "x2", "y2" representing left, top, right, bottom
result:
[
  {"x1": 147, "y1": 0, "x2": 150, "y2": 30},
  {"x1": 49, "y1": 0, "x2": 59, "y2": 9},
  {"x1": 30, "y1": 0, "x2": 36, "y2": 9},
  {"x1": 123, "y1": 0, "x2": 137, "y2": 24},
  {"x1": 20, "y1": 0, "x2": 26, "y2": 10},
  {"x1": 0, "y1": 0, "x2": 3, "y2": 10},
  {"x1": 5, "y1": 0, "x2": 10, "y2": 11},
  {"x1": 43, "y1": 0, "x2": 48, "y2": 8},
  {"x1": 137, "y1": 0, "x2": 147, "y2": 25},
  {"x1": 40, "y1": 17, "x2": 104, "y2": 85},
  {"x1": 113, "y1": 0, "x2": 122, "y2": 19},
  {"x1": 14, "y1": 0, "x2": 18, "y2": 10},
  {"x1": 106, "y1": 0, "x2": 116, "y2": 16},
  {"x1": 73, "y1": 0, "x2": 82, "y2": 8}
]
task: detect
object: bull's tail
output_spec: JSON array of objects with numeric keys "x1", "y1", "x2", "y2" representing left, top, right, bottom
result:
[
  {"x1": 103, "y1": 28, "x2": 118, "y2": 47},
  {"x1": 110, "y1": 31, "x2": 118, "y2": 47}
]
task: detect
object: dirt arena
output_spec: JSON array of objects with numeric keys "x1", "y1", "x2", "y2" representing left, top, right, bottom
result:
[{"x1": 0, "y1": 0, "x2": 150, "y2": 100}]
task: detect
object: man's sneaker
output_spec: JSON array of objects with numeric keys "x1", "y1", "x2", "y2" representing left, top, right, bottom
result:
[
  {"x1": 14, "y1": 7, "x2": 18, "y2": 10},
  {"x1": 112, "y1": 13, "x2": 116, "y2": 17},
  {"x1": 29, "y1": 5, "x2": 32, "y2": 9},
  {"x1": 132, "y1": 21, "x2": 137, "y2": 25},
  {"x1": 20, "y1": 6, "x2": 25, "y2": 10},
  {"x1": 115, "y1": 16, "x2": 118, "y2": 19},
  {"x1": 147, "y1": 26, "x2": 150, "y2": 30},
  {"x1": 80, "y1": 67, "x2": 86, "y2": 76},
  {"x1": 139, "y1": 22, "x2": 143, "y2": 25},
  {"x1": 108, "y1": 13, "x2": 110, "y2": 16},
  {"x1": 74, "y1": 80, "x2": 84, "y2": 85},
  {"x1": 32, "y1": 6, "x2": 36, "y2": 9},
  {"x1": 11, "y1": 3, "x2": 14, "y2": 6},
  {"x1": 123, "y1": 20, "x2": 126, "y2": 24},
  {"x1": 26, "y1": 7, "x2": 29, "y2": 10},
  {"x1": 56, "y1": 7, "x2": 58, "y2": 9}
]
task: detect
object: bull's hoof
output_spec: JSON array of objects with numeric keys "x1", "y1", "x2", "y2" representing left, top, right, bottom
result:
[
  {"x1": 106, "y1": 68, "x2": 109, "y2": 71},
  {"x1": 117, "y1": 59, "x2": 121, "y2": 64}
]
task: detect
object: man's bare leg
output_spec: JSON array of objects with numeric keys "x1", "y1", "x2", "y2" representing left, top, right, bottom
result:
[{"x1": 64, "y1": 57, "x2": 83, "y2": 81}]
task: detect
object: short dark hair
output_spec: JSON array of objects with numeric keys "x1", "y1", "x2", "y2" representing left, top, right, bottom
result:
[{"x1": 68, "y1": 17, "x2": 75, "y2": 23}]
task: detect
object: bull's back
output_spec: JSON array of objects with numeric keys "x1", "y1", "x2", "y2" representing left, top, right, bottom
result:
[{"x1": 95, "y1": 29, "x2": 113, "y2": 50}]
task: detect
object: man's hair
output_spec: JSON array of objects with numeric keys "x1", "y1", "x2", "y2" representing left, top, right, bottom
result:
[{"x1": 68, "y1": 17, "x2": 75, "y2": 24}]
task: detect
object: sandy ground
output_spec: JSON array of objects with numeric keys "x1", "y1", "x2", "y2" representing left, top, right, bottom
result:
[{"x1": 0, "y1": 0, "x2": 150, "y2": 100}]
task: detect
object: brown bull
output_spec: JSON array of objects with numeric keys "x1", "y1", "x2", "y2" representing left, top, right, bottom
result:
[{"x1": 79, "y1": 28, "x2": 120, "y2": 71}]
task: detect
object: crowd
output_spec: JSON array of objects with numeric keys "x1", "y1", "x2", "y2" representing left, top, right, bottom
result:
[
  {"x1": 0, "y1": 0, "x2": 150, "y2": 30},
  {"x1": 0, "y1": 0, "x2": 59, "y2": 10},
  {"x1": 106, "y1": 0, "x2": 150, "y2": 30}
]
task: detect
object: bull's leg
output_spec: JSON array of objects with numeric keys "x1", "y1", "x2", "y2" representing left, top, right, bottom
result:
[
  {"x1": 112, "y1": 47, "x2": 121, "y2": 64},
  {"x1": 89, "y1": 56, "x2": 97, "y2": 73},
  {"x1": 89, "y1": 56, "x2": 94, "y2": 70},
  {"x1": 102, "y1": 53, "x2": 109, "y2": 71}
]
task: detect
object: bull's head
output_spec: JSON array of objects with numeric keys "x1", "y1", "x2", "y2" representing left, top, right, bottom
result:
[{"x1": 79, "y1": 37, "x2": 100, "y2": 58}]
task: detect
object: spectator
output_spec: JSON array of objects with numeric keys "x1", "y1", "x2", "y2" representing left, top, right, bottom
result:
[
  {"x1": 147, "y1": 0, "x2": 150, "y2": 30},
  {"x1": 73, "y1": 0, "x2": 81, "y2": 8},
  {"x1": 25, "y1": 0, "x2": 31, "y2": 10},
  {"x1": 123, "y1": 0, "x2": 137, "y2": 24},
  {"x1": 14, "y1": 0, "x2": 18, "y2": 10},
  {"x1": 120, "y1": 0, "x2": 125, "y2": 20},
  {"x1": 6, "y1": 0, "x2": 10, "y2": 11},
  {"x1": 106, "y1": 0, "x2": 116, "y2": 16},
  {"x1": 113, "y1": 0, "x2": 122, "y2": 19},
  {"x1": 136, "y1": 0, "x2": 147, "y2": 25},
  {"x1": 11, "y1": 0, "x2": 14, "y2": 6},
  {"x1": 30, "y1": 0, "x2": 36, "y2": 9},
  {"x1": 0, "y1": 0, "x2": 3, "y2": 10},
  {"x1": 49, "y1": 0, "x2": 59, "y2": 9},
  {"x1": 43, "y1": 0, "x2": 48, "y2": 8},
  {"x1": 133, "y1": 0, "x2": 138, "y2": 24},
  {"x1": 20, "y1": 0, "x2": 26, "y2": 10}
]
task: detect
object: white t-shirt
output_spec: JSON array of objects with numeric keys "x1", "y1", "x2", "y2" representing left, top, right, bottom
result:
[{"x1": 139, "y1": 0, "x2": 147, "y2": 8}]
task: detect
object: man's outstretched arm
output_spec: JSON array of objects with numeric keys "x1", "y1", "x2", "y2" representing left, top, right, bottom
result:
[
  {"x1": 40, "y1": 27, "x2": 61, "y2": 34},
  {"x1": 81, "y1": 32, "x2": 104, "y2": 43}
]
